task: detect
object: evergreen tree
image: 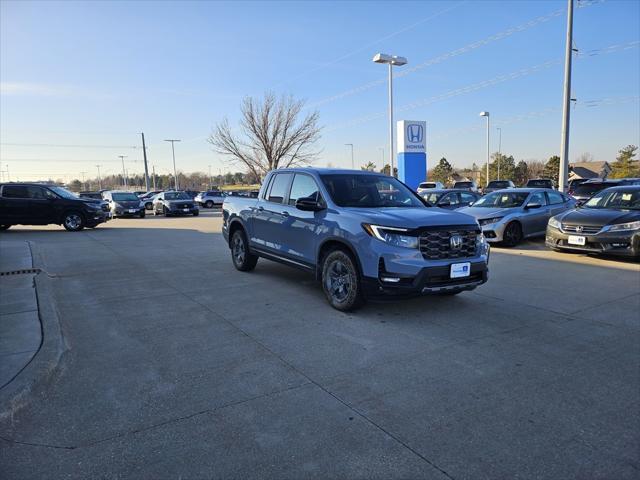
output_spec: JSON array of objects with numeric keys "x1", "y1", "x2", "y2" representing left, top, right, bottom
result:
[{"x1": 609, "y1": 145, "x2": 639, "y2": 178}]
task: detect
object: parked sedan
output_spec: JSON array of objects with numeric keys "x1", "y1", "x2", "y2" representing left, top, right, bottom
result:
[
  {"x1": 194, "y1": 190, "x2": 225, "y2": 208},
  {"x1": 153, "y1": 191, "x2": 199, "y2": 216},
  {"x1": 421, "y1": 189, "x2": 481, "y2": 210},
  {"x1": 546, "y1": 185, "x2": 640, "y2": 258},
  {"x1": 139, "y1": 191, "x2": 162, "y2": 210},
  {"x1": 103, "y1": 191, "x2": 145, "y2": 218},
  {"x1": 459, "y1": 188, "x2": 575, "y2": 246}
]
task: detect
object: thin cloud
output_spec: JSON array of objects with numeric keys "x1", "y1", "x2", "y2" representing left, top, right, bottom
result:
[{"x1": 0, "y1": 82, "x2": 113, "y2": 99}]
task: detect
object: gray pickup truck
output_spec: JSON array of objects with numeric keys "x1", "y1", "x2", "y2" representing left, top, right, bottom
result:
[{"x1": 222, "y1": 168, "x2": 490, "y2": 311}]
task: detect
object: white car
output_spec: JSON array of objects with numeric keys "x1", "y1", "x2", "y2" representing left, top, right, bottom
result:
[
  {"x1": 417, "y1": 181, "x2": 444, "y2": 194},
  {"x1": 194, "y1": 190, "x2": 226, "y2": 208}
]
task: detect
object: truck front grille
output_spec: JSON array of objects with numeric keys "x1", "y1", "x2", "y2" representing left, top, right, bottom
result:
[{"x1": 419, "y1": 228, "x2": 478, "y2": 260}]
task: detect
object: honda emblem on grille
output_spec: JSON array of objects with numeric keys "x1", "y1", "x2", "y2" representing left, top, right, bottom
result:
[
  {"x1": 450, "y1": 234, "x2": 463, "y2": 250},
  {"x1": 576, "y1": 225, "x2": 583, "y2": 233}
]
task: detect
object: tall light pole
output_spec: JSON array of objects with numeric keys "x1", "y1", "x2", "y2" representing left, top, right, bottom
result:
[
  {"x1": 496, "y1": 127, "x2": 502, "y2": 180},
  {"x1": 373, "y1": 53, "x2": 408, "y2": 177},
  {"x1": 118, "y1": 155, "x2": 128, "y2": 189},
  {"x1": 559, "y1": 0, "x2": 574, "y2": 193},
  {"x1": 80, "y1": 171, "x2": 87, "y2": 191},
  {"x1": 152, "y1": 165, "x2": 157, "y2": 190},
  {"x1": 208, "y1": 164, "x2": 213, "y2": 188},
  {"x1": 140, "y1": 132, "x2": 150, "y2": 191},
  {"x1": 479, "y1": 112, "x2": 490, "y2": 186},
  {"x1": 164, "y1": 139, "x2": 181, "y2": 190},
  {"x1": 96, "y1": 165, "x2": 102, "y2": 190},
  {"x1": 344, "y1": 143, "x2": 354, "y2": 169}
]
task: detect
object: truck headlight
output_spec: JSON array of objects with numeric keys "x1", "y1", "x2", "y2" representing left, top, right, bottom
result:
[
  {"x1": 605, "y1": 220, "x2": 640, "y2": 232},
  {"x1": 362, "y1": 224, "x2": 419, "y2": 249},
  {"x1": 548, "y1": 217, "x2": 561, "y2": 230}
]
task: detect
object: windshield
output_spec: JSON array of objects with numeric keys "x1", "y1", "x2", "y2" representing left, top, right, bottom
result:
[
  {"x1": 584, "y1": 189, "x2": 640, "y2": 210},
  {"x1": 320, "y1": 174, "x2": 425, "y2": 208},
  {"x1": 573, "y1": 183, "x2": 612, "y2": 195},
  {"x1": 165, "y1": 192, "x2": 190, "y2": 200},
  {"x1": 527, "y1": 180, "x2": 551, "y2": 187},
  {"x1": 49, "y1": 186, "x2": 79, "y2": 199},
  {"x1": 455, "y1": 182, "x2": 473, "y2": 188},
  {"x1": 419, "y1": 183, "x2": 436, "y2": 188},
  {"x1": 488, "y1": 181, "x2": 510, "y2": 188},
  {"x1": 473, "y1": 191, "x2": 529, "y2": 208},
  {"x1": 112, "y1": 193, "x2": 140, "y2": 201}
]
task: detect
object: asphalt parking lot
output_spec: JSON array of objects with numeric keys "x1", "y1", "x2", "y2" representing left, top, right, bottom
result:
[{"x1": 1, "y1": 210, "x2": 638, "y2": 479}]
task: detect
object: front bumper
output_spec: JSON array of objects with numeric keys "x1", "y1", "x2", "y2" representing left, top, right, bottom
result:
[
  {"x1": 85, "y1": 210, "x2": 109, "y2": 226},
  {"x1": 167, "y1": 207, "x2": 199, "y2": 215},
  {"x1": 545, "y1": 226, "x2": 640, "y2": 258},
  {"x1": 113, "y1": 207, "x2": 145, "y2": 217},
  {"x1": 358, "y1": 235, "x2": 489, "y2": 298},
  {"x1": 480, "y1": 221, "x2": 508, "y2": 242}
]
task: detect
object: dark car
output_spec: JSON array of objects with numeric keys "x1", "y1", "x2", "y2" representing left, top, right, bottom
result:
[
  {"x1": 420, "y1": 189, "x2": 481, "y2": 210},
  {"x1": 567, "y1": 178, "x2": 589, "y2": 195},
  {"x1": 79, "y1": 191, "x2": 103, "y2": 200},
  {"x1": 484, "y1": 180, "x2": 516, "y2": 194},
  {"x1": 546, "y1": 185, "x2": 640, "y2": 258},
  {"x1": 0, "y1": 183, "x2": 109, "y2": 231},
  {"x1": 618, "y1": 178, "x2": 640, "y2": 186},
  {"x1": 452, "y1": 180, "x2": 478, "y2": 192},
  {"x1": 102, "y1": 191, "x2": 146, "y2": 218},
  {"x1": 152, "y1": 191, "x2": 199, "y2": 216},
  {"x1": 526, "y1": 179, "x2": 555, "y2": 189},
  {"x1": 570, "y1": 179, "x2": 621, "y2": 205}
]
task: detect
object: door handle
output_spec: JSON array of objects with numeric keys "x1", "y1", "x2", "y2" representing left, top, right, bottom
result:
[
  {"x1": 281, "y1": 211, "x2": 289, "y2": 217},
  {"x1": 257, "y1": 206, "x2": 264, "y2": 212}
]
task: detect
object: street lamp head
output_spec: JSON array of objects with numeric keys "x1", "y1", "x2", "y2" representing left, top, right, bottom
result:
[
  {"x1": 373, "y1": 53, "x2": 408, "y2": 66},
  {"x1": 479, "y1": 111, "x2": 489, "y2": 117}
]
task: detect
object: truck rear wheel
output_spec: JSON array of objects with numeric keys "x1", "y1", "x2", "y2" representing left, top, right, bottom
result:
[
  {"x1": 321, "y1": 249, "x2": 363, "y2": 311},
  {"x1": 231, "y1": 229, "x2": 258, "y2": 271}
]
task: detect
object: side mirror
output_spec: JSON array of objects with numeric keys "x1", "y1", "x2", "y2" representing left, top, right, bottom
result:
[
  {"x1": 295, "y1": 197, "x2": 324, "y2": 212},
  {"x1": 525, "y1": 203, "x2": 542, "y2": 209},
  {"x1": 468, "y1": 201, "x2": 475, "y2": 206}
]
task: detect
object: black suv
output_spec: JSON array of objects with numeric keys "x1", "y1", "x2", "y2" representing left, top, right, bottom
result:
[{"x1": 0, "y1": 183, "x2": 109, "y2": 231}]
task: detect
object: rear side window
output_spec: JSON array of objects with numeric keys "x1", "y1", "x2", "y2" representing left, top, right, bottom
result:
[
  {"x1": 547, "y1": 191, "x2": 565, "y2": 204},
  {"x1": 266, "y1": 173, "x2": 292, "y2": 204},
  {"x1": 2, "y1": 185, "x2": 29, "y2": 198},
  {"x1": 288, "y1": 174, "x2": 320, "y2": 206},
  {"x1": 528, "y1": 191, "x2": 547, "y2": 206},
  {"x1": 460, "y1": 192, "x2": 477, "y2": 203}
]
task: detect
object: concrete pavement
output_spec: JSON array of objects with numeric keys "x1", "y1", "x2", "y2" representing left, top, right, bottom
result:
[{"x1": 0, "y1": 212, "x2": 638, "y2": 479}]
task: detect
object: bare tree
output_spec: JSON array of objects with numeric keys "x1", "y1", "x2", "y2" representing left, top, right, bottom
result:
[
  {"x1": 576, "y1": 152, "x2": 594, "y2": 163},
  {"x1": 208, "y1": 93, "x2": 321, "y2": 179}
]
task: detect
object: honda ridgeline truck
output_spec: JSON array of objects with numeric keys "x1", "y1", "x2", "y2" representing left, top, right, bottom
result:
[{"x1": 222, "y1": 168, "x2": 490, "y2": 311}]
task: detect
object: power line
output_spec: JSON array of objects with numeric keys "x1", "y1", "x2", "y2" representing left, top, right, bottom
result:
[{"x1": 0, "y1": 143, "x2": 140, "y2": 149}]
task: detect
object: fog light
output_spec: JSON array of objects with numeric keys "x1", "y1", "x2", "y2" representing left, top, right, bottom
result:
[{"x1": 381, "y1": 277, "x2": 401, "y2": 283}]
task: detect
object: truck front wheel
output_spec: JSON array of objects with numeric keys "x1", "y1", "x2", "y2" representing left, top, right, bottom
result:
[
  {"x1": 321, "y1": 250, "x2": 363, "y2": 311},
  {"x1": 231, "y1": 229, "x2": 258, "y2": 271}
]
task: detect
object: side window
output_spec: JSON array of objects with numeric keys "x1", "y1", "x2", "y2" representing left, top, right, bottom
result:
[
  {"x1": 27, "y1": 186, "x2": 47, "y2": 199},
  {"x1": 288, "y1": 174, "x2": 320, "y2": 206},
  {"x1": 460, "y1": 192, "x2": 477, "y2": 204},
  {"x1": 547, "y1": 191, "x2": 565, "y2": 205},
  {"x1": 2, "y1": 185, "x2": 29, "y2": 198},
  {"x1": 266, "y1": 173, "x2": 292, "y2": 204},
  {"x1": 528, "y1": 192, "x2": 547, "y2": 206},
  {"x1": 442, "y1": 193, "x2": 460, "y2": 205}
]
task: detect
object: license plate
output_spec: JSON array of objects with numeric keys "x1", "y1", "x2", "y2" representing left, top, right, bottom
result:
[
  {"x1": 568, "y1": 235, "x2": 586, "y2": 246},
  {"x1": 183, "y1": 208, "x2": 189, "y2": 212},
  {"x1": 128, "y1": 209, "x2": 136, "y2": 213},
  {"x1": 450, "y1": 262, "x2": 471, "y2": 279}
]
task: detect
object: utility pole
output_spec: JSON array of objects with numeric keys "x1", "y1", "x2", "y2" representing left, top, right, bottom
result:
[
  {"x1": 152, "y1": 165, "x2": 157, "y2": 190},
  {"x1": 496, "y1": 127, "x2": 502, "y2": 180},
  {"x1": 80, "y1": 171, "x2": 87, "y2": 191},
  {"x1": 208, "y1": 165, "x2": 213, "y2": 188},
  {"x1": 345, "y1": 144, "x2": 354, "y2": 169},
  {"x1": 164, "y1": 139, "x2": 181, "y2": 190},
  {"x1": 141, "y1": 132, "x2": 150, "y2": 191},
  {"x1": 119, "y1": 155, "x2": 128, "y2": 189},
  {"x1": 96, "y1": 165, "x2": 102, "y2": 190},
  {"x1": 479, "y1": 111, "x2": 490, "y2": 186},
  {"x1": 559, "y1": 0, "x2": 574, "y2": 193}
]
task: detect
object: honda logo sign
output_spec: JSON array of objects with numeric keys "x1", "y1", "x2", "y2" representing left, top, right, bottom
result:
[{"x1": 397, "y1": 120, "x2": 426, "y2": 154}]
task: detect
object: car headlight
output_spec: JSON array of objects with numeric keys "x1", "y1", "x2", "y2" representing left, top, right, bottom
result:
[
  {"x1": 478, "y1": 217, "x2": 504, "y2": 226},
  {"x1": 362, "y1": 224, "x2": 419, "y2": 249},
  {"x1": 605, "y1": 220, "x2": 640, "y2": 232},
  {"x1": 476, "y1": 232, "x2": 489, "y2": 255},
  {"x1": 548, "y1": 217, "x2": 561, "y2": 229}
]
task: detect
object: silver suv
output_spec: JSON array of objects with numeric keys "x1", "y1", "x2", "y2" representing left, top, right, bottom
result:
[{"x1": 195, "y1": 190, "x2": 226, "y2": 208}]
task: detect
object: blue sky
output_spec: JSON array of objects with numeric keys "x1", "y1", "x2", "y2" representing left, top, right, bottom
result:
[{"x1": 1, "y1": 0, "x2": 639, "y2": 183}]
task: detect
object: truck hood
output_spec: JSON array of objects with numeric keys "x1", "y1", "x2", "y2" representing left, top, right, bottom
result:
[{"x1": 341, "y1": 206, "x2": 478, "y2": 228}]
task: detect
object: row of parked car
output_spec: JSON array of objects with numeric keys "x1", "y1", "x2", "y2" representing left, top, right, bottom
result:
[{"x1": 413, "y1": 177, "x2": 639, "y2": 258}]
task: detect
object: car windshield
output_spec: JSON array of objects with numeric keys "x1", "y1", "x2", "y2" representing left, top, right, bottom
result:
[
  {"x1": 455, "y1": 182, "x2": 473, "y2": 188},
  {"x1": 573, "y1": 183, "x2": 612, "y2": 195},
  {"x1": 165, "y1": 192, "x2": 190, "y2": 200},
  {"x1": 488, "y1": 181, "x2": 511, "y2": 188},
  {"x1": 584, "y1": 189, "x2": 640, "y2": 210},
  {"x1": 112, "y1": 193, "x2": 140, "y2": 201},
  {"x1": 422, "y1": 192, "x2": 444, "y2": 204},
  {"x1": 320, "y1": 174, "x2": 425, "y2": 208},
  {"x1": 473, "y1": 191, "x2": 529, "y2": 208},
  {"x1": 527, "y1": 180, "x2": 550, "y2": 187},
  {"x1": 420, "y1": 183, "x2": 436, "y2": 188},
  {"x1": 49, "y1": 186, "x2": 79, "y2": 199}
]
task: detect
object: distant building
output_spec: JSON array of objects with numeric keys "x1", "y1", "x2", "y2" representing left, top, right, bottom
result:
[{"x1": 569, "y1": 161, "x2": 611, "y2": 180}]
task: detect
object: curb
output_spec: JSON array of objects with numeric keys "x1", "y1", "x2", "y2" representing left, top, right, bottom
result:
[{"x1": 0, "y1": 242, "x2": 68, "y2": 422}]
